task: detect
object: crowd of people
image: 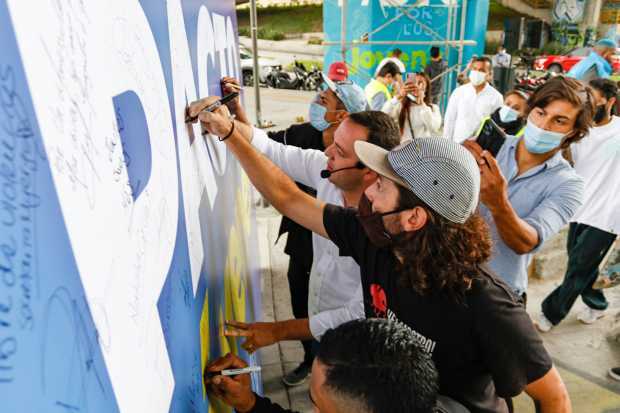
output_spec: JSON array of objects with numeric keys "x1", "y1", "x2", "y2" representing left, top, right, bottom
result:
[{"x1": 189, "y1": 40, "x2": 619, "y2": 412}]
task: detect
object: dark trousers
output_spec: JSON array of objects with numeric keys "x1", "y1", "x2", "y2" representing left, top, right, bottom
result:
[
  {"x1": 542, "y1": 223, "x2": 617, "y2": 325},
  {"x1": 286, "y1": 255, "x2": 314, "y2": 366}
]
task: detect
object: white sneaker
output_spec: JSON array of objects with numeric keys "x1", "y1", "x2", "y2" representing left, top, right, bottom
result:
[
  {"x1": 577, "y1": 307, "x2": 606, "y2": 324},
  {"x1": 534, "y1": 313, "x2": 554, "y2": 333},
  {"x1": 609, "y1": 367, "x2": 620, "y2": 381}
]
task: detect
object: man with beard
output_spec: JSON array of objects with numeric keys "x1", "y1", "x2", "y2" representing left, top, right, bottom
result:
[{"x1": 191, "y1": 98, "x2": 571, "y2": 412}]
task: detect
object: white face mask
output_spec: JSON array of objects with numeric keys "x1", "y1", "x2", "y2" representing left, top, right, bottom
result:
[
  {"x1": 468, "y1": 70, "x2": 487, "y2": 86},
  {"x1": 499, "y1": 105, "x2": 519, "y2": 123}
]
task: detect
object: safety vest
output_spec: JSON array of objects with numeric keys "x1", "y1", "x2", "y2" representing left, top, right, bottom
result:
[
  {"x1": 365, "y1": 79, "x2": 391, "y2": 107},
  {"x1": 475, "y1": 116, "x2": 525, "y2": 138}
]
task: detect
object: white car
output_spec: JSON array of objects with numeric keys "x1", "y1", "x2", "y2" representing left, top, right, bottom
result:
[{"x1": 239, "y1": 46, "x2": 281, "y2": 86}]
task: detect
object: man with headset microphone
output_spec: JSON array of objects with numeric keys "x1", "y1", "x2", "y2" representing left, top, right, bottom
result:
[{"x1": 213, "y1": 74, "x2": 401, "y2": 370}]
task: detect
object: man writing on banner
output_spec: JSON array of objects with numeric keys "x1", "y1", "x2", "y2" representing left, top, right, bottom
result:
[
  {"x1": 189, "y1": 97, "x2": 571, "y2": 412},
  {"x1": 217, "y1": 76, "x2": 400, "y2": 379},
  {"x1": 222, "y1": 72, "x2": 375, "y2": 386}
]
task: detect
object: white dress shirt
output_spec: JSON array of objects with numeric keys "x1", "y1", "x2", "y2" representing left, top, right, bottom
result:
[
  {"x1": 492, "y1": 51, "x2": 511, "y2": 68},
  {"x1": 443, "y1": 82, "x2": 503, "y2": 143},
  {"x1": 251, "y1": 127, "x2": 365, "y2": 339},
  {"x1": 571, "y1": 116, "x2": 620, "y2": 234}
]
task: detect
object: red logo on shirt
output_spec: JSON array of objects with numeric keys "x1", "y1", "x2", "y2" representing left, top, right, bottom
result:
[{"x1": 370, "y1": 284, "x2": 387, "y2": 317}]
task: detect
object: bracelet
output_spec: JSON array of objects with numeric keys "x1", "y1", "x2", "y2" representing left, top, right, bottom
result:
[{"x1": 219, "y1": 120, "x2": 235, "y2": 142}]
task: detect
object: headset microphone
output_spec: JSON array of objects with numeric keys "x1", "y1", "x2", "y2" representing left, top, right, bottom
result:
[{"x1": 320, "y1": 162, "x2": 365, "y2": 178}]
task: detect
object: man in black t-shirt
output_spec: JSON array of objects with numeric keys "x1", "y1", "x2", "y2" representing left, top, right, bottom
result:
[{"x1": 197, "y1": 102, "x2": 571, "y2": 412}]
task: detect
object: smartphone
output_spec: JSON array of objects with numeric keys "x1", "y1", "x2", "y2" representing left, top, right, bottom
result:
[
  {"x1": 476, "y1": 117, "x2": 506, "y2": 157},
  {"x1": 406, "y1": 72, "x2": 415, "y2": 82}
]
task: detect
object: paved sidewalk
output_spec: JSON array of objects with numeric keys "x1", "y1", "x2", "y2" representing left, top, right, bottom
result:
[
  {"x1": 255, "y1": 206, "x2": 314, "y2": 412},
  {"x1": 246, "y1": 88, "x2": 620, "y2": 412}
]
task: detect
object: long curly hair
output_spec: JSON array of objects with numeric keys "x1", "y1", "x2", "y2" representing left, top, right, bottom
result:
[
  {"x1": 398, "y1": 72, "x2": 433, "y2": 135},
  {"x1": 393, "y1": 186, "x2": 492, "y2": 303}
]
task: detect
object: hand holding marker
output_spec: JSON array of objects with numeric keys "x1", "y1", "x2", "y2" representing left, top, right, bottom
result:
[{"x1": 185, "y1": 92, "x2": 239, "y2": 123}]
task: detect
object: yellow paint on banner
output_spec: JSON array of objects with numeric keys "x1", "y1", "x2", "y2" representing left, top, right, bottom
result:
[
  {"x1": 208, "y1": 306, "x2": 234, "y2": 413},
  {"x1": 224, "y1": 224, "x2": 247, "y2": 325},
  {"x1": 236, "y1": 173, "x2": 252, "y2": 238},
  {"x1": 199, "y1": 290, "x2": 210, "y2": 398}
]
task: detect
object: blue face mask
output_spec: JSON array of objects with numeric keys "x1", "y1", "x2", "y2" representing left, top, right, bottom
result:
[
  {"x1": 499, "y1": 105, "x2": 519, "y2": 123},
  {"x1": 523, "y1": 120, "x2": 566, "y2": 154},
  {"x1": 309, "y1": 102, "x2": 331, "y2": 131}
]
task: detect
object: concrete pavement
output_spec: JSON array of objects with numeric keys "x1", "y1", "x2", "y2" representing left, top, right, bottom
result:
[{"x1": 244, "y1": 87, "x2": 620, "y2": 412}]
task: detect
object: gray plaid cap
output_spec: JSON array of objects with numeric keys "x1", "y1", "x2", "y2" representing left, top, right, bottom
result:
[{"x1": 354, "y1": 138, "x2": 480, "y2": 224}]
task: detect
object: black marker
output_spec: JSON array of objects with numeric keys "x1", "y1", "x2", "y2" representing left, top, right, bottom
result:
[{"x1": 185, "y1": 92, "x2": 239, "y2": 123}]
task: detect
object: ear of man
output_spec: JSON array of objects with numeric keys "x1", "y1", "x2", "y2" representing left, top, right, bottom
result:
[
  {"x1": 400, "y1": 206, "x2": 428, "y2": 232},
  {"x1": 360, "y1": 169, "x2": 379, "y2": 188},
  {"x1": 335, "y1": 110, "x2": 349, "y2": 123}
]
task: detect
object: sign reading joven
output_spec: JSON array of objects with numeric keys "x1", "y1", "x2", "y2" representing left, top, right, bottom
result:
[{"x1": 0, "y1": 1, "x2": 261, "y2": 412}]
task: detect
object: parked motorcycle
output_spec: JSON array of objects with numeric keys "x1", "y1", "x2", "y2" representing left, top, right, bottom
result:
[
  {"x1": 266, "y1": 60, "x2": 321, "y2": 91},
  {"x1": 514, "y1": 71, "x2": 552, "y2": 93},
  {"x1": 304, "y1": 64, "x2": 322, "y2": 91}
]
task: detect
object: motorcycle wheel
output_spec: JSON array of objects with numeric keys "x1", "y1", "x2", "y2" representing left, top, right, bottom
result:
[
  {"x1": 305, "y1": 77, "x2": 317, "y2": 91},
  {"x1": 242, "y1": 70, "x2": 254, "y2": 87}
]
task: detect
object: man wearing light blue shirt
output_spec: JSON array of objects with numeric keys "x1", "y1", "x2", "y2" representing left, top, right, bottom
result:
[
  {"x1": 464, "y1": 76, "x2": 590, "y2": 302},
  {"x1": 567, "y1": 38, "x2": 616, "y2": 84}
]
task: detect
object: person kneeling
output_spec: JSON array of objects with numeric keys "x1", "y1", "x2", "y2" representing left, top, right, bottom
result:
[{"x1": 205, "y1": 319, "x2": 440, "y2": 413}]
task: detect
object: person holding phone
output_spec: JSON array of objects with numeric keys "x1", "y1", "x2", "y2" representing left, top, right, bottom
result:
[
  {"x1": 463, "y1": 76, "x2": 592, "y2": 302},
  {"x1": 477, "y1": 89, "x2": 529, "y2": 138},
  {"x1": 381, "y1": 72, "x2": 442, "y2": 141},
  {"x1": 474, "y1": 89, "x2": 530, "y2": 156}
]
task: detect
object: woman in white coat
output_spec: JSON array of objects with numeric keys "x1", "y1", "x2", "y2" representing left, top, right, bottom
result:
[{"x1": 381, "y1": 72, "x2": 442, "y2": 141}]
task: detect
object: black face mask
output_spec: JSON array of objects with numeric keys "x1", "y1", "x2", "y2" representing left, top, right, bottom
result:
[
  {"x1": 594, "y1": 104, "x2": 609, "y2": 124},
  {"x1": 356, "y1": 194, "x2": 407, "y2": 248}
]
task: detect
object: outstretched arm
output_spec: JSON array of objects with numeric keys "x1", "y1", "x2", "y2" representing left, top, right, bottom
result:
[{"x1": 196, "y1": 99, "x2": 328, "y2": 239}]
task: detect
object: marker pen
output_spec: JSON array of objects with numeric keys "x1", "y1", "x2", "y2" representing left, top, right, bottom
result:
[{"x1": 205, "y1": 365, "x2": 261, "y2": 378}]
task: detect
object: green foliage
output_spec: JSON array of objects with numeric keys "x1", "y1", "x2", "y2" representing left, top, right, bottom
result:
[
  {"x1": 236, "y1": 5, "x2": 323, "y2": 35},
  {"x1": 541, "y1": 41, "x2": 573, "y2": 56},
  {"x1": 487, "y1": 0, "x2": 521, "y2": 30},
  {"x1": 484, "y1": 40, "x2": 502, "y2": 55},
  {"x1": 307, "y1": 37, "x2": 323, "y2": 45},
  {"x1": 257, "y1": 27, "x2": 286, "y2": 41},
  {"x1": 285, "y1": 59, "x2": 323, "y2": 71}
]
